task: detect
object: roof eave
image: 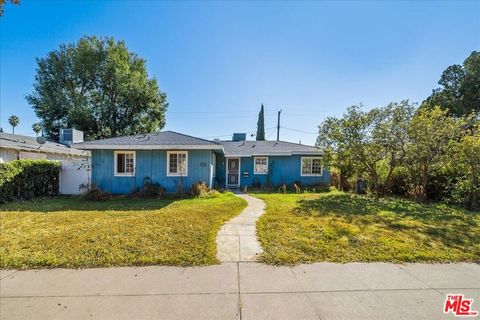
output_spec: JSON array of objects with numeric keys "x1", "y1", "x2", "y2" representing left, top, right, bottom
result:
[{"x1": 73, "y1": 144, "x2": 223, "y2": 150}]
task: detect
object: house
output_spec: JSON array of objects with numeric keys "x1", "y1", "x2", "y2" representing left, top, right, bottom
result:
[
  {"x1": 0, "y1": 130, "x2": 91, "y2": 195},
  {"x1": 74, "y1": 131, "x2": 329, "y2": 194},
  {"x1": 0, "y1": 131, "x2": 89, "y2": 163}
]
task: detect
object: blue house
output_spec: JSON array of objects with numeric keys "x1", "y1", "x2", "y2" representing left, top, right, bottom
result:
[{"x1": 74, "y1": 131, "x2": 329, "y2": 194}]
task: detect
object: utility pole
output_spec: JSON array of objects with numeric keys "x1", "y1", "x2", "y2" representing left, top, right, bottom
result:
[{"x1": 276, "y1": 109, "x2": 282, "y2": 141}]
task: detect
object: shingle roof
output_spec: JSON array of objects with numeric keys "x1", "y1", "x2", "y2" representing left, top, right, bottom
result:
[
  {"x1": 0, "y1": 133, "x2": 89, "y2": 157},
  {"x1": 74, "y1": 131, "x2": 222, "y2": 150},
  {"x1": 219, "y1": 140, "x2": 321, "y2": 157}
]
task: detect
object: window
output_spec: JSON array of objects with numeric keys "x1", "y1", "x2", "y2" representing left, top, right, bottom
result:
[
  {"x1": 254, "y1": 157, "x2": 268, "y2": 174},
  {"x1": 301, "y1": 157, "x2": 323, "y2": 176},
  {"x1": 167, "y1": 151, "x2": 188, "y2": 176},
  {"x1": 114, "y1": 151, "x2": 135, "y2": 176}
]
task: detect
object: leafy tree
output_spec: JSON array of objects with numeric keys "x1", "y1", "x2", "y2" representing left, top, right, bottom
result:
[
  {"x1": 8, "y1": 115, "x2": 19, "y2": 134},
  {"x1": 27, "y1": 36, "x2": 168, "y2": 141},
  {"x1": 32, "y1": 123, "x2": 42, "y2": 137},
  {"x1": 448, "y1": 121, "x2": 480, "y2": 211},
  {"x1": 256, "y1": 104, "x2": 265, "y2": 141},
  {"x1": 423, "y1": 51, "x2": 480, "y2": 117},
  {"x1": 404, "y1": 106, "x2": 463, "y2": 200},
  {"x1": 317, "y1": 101, "x2": 414, "y2": 193},
  {"x1": 0, "y1": 0, "x2": 20, "y2": 16}
]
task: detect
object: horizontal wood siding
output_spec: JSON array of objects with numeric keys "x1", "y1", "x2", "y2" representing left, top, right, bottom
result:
[{"x1": 92, "y1": 150, "x2": 213, "y2": 194}]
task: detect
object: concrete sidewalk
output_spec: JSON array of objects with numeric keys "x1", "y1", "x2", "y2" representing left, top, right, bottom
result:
[{"x1": 1, "y1": 262, "x2": 479, "y2": 320}]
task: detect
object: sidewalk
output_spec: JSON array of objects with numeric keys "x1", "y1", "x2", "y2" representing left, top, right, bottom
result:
[{"x1": 1, "y1": 262, "x2": 479, "y2": 320}]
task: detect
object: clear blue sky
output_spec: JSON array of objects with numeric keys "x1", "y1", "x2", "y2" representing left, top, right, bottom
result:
[{"x1": 1, "y1": 1, "x2": 479, "y2": 145}]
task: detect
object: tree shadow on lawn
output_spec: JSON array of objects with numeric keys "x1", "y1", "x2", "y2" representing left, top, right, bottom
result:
[
  {"x1": 0, "y1": 196, "x2": 178, "y2": 212},
  {"x1": 294, "y1": 193, "x2": 480, "y2": 250}
]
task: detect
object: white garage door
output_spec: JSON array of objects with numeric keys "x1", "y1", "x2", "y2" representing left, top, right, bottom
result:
[{"x1": 60, "y1": 159, "x2": 91, "y2": 195}]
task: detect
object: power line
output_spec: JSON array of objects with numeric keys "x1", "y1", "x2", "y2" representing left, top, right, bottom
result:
[
  {"x1": 281, "y1": 126, "x2": 318, "y2": 135},
  {"x1": 201, "y1": 127, "x2": 276, "y2": 139}
]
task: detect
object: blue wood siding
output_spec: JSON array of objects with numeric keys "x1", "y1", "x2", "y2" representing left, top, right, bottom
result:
[
  {"x1": 214, "y1": 155, "x2": 329, "y2": 188},
  {"x1": 92, "y1": 150, "x2": 213, "y2": 194}
]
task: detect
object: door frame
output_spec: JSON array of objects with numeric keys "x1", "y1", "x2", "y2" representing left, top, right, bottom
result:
[{"x1": 225, "y1": 157, "x2": 241, "y2": 189}]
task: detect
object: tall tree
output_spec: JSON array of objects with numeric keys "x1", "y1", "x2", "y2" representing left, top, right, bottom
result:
[
  {"x1": 422, "y1": 51, "x2": 480, "y2": 117},
  {"x1": 32, "y1": 123, "x2": 42, "y2": 137},
  {"x1": 27, "y1": 36, "x2": 168, "y2": 141},
  {"x1": 8, "y1": 115, "x2": 19, "y2": 134},
  {"x1": 404, "y1": 106, "x2": 463, "y2": 200},
  {"x1": 256, "y1": 104, "x2": 265, "y2": 141},
  {"x1": 317, "y1": 101, "x2": 414, "y2": 193},
  {"x1": 448, "y1": 123, "x2": 480, "y2": 211}
]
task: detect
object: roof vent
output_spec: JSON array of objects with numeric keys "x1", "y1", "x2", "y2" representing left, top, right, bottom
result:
[
  {"x1": 213, "y1": 138, "x2": 220, "y2": 142},
  {"x1": 232, "y1": 133, "x2": 246, "y2": 141},
  {"x1": 59, "y1": 129, "x2": 83, "y2": 145}
]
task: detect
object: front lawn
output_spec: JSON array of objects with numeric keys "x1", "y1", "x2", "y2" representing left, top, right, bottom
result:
[
  {"x1": 0, "y1": 193, "x2": 247, "y2": 269},
  {"x1": 255, "y1": 190, "x2": 480, "y2": 264}
]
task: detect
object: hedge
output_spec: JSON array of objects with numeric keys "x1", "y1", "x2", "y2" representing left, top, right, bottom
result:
[{"x1": 0, "y1": 160, "x2": 61, "y2": 203}]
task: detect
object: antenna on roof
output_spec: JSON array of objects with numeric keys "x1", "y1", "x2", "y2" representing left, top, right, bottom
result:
[{"x1": 36, "y1": 136, "x2": 47, "y2": 145}]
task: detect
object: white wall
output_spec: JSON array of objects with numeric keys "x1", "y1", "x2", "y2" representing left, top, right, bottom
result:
[
  {"x1": 59, "y1": 159, "x2": 91, "y2": 195},
  {"x1": 0, "y1": 149, "x2": 18, "y2": 163}
]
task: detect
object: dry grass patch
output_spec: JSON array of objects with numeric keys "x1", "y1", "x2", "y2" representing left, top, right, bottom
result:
[
  {"x1": 0, "y1": 193, "x2": 246, "y2": 269},
  {"x1": 255, "y1": 190, "x2": 480, "y2": 264}
]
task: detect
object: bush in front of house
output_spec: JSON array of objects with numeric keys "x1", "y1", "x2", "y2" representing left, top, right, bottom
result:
[
  {"x1": 0, "y1": 160, "x2": 60, "y2": 203},
  {"x1": 83, "y1": 184, "x2": 111, "y2": 201},
  {"x1": 190, "y1": 181, "x2": 219, "y2": 198},
  {"x1": 131, "y1": 177, "x2": 166, "y2": 199}
]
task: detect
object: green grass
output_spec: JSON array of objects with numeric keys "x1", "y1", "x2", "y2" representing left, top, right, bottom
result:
[
  {"x1": 0, "y1": 193, "x2": 247, "y2": 269},
  {"x1": 255, "y1": 190, "x2": 480, "y2": 264}
]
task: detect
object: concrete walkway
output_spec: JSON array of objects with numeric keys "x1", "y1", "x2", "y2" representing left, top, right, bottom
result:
[
  {"x1": 216, "y1": 193, "x2": 265, "y2": 262},
  {"x1": 1, "y1": 262, "x2": 479, "y2": 320}
]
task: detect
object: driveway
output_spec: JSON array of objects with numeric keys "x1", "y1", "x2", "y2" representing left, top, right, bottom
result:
[{"x1": 1, "y1": 262, "x2": 479, "y2": 320}]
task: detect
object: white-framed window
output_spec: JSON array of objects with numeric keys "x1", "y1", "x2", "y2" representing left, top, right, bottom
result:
[
  {"x1": 254, "y1": 156, "x2": 268, "y2": 174},
  {"x1": 301, "y1": 157, "x2": 323, "y2": 176},
  {"x1": 114, "y1": 151, "x2": 135, "y2": 176},
  {"x1": 167, "y1": 151, "x2": 188, "y2": 176}
]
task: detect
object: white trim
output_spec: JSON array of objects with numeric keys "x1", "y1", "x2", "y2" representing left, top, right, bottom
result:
[
  {"x1": 226, "y1": 157, "x2": 241, "y2": 188},
  {"x1": 212, "y1": 153, "x2": 216, "y2": 178},
  {"x1": 167, "y1": 151, "x2": 188, "y2": 177},
  {"x1": 224, "y1": 152, "x2": 322, "y2": 157},
  {"x1": 114, "y1": 150, "x2": 136, "y2": 177},
  {"x1": 253, "y1": 156, "x2": 268, "y2": 175},
  {"x1": 300, "y1": 156, "x2": 323, "y2": 177},
  {"x1": 74, "y1": 144, "x2": 223, "y2": 150}
]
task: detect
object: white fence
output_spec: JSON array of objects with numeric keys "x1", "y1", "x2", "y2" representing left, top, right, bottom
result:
[{"x1": 59, "y1": 159, "x2": 91, "y2": 195}]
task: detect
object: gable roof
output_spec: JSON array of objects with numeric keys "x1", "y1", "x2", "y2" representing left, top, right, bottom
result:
[
  {"x1": 74, "y1": 131, "x2": 223, "y2": 150},
  {"x1": 219, "y1": 140, "x2": 321, "y2": 157},
  {"x1": 0, "y1": 132, "x2": 89, "y2": 157}
]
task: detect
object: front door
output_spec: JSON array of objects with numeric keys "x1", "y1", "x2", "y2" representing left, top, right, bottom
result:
[{"x1": 227, "y1": 158, "x2": 240, "y2": 188}]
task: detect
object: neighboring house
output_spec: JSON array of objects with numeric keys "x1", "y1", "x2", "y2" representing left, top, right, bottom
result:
[
  {"x1": 0, "y1": 131, "x2": 91, "y2": 195},
  {"x1": 74, "y1": 131, "x2": 329, "y2": 194},
  {"x1": 0, "y1": 132, "x2": 89, "y2": 162}
]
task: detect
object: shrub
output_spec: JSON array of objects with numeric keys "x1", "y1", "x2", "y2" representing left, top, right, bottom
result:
[
  {"x1": 83, "y1": 184, "x2": 111, "y2": 201},
  {"x1": 252, "y1": 178, "x2": 261, "y2": 189},
  {"x1": 190, "y1": 181, "x2": 210, "y2": 197},
  {"x1": 189, "y1": 181, "x2": 220, "y2": 198},
  {"x1": 329, "y1": 170, "x2": 340, "y2": 189},
  {"x1": 389, "y1": 166, "x2": 409, "y2": 196},
  {"x1": 132, "y1": 177, "x2": 165, "y2": 199},
  {"x1": 0, "y1": 160, "x2": 60, "y2": 203}
]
